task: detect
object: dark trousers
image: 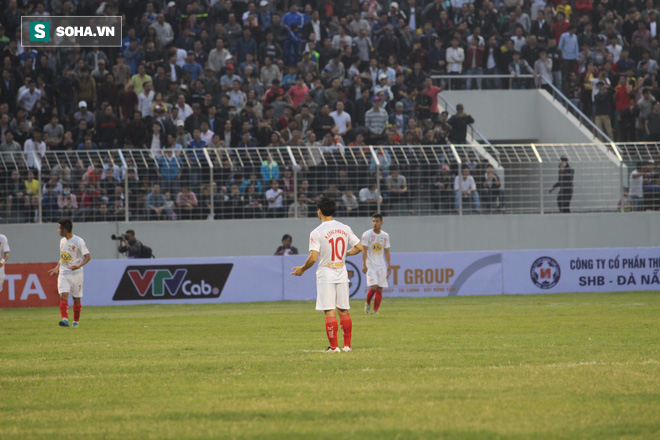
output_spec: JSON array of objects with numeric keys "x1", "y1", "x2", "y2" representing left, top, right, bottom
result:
[{"x1": 557, "y1": 189, "x2": 573, "y2": 213}]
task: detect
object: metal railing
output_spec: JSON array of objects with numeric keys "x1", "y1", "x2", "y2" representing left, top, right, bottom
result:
[
  {"x1": 0, "y1": 143, "x2": 657, "y2": 223},
  {"x1": 430, "y1": 74, "x2": 615, "y2": 148}
]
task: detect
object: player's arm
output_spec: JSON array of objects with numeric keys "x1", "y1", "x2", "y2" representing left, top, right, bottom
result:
[
  {"x1": 48, "y1": 261, "x2": 61, "y2": 276},
  {"x1": 70, "y1": 253, "x2": 91, "y2": 271},
  {"x1": 384, "y1": 247, "x2": 392, "y2": 276},
  {"x1": 362, "y1": 244, "x2": 368, "y2": 274},
  {"x1": 346, "y1": 241, "x2": 364, "y2": 256},
  {"x1": 291, "y1": 250, "x2": 319, "y2": 276},
  {"x1": 0, "y1": 251, "x2": 8, "y2": 267}
]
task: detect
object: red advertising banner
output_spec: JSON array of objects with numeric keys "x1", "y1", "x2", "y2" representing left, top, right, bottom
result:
[{"x1": 1, "y1": 263, "x2": 60, "y2": 308}]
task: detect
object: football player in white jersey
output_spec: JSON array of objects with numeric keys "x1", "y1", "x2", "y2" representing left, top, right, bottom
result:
[
  {"x1": 362, "y1": 213, "x2": 391, "y2": 314},
  {"x1": 0, "y1": 233, "x2": 10, "y2": 291},
  {"x1": 291, "y1": 196, "x2": 364, "y2": 353},
  {"x1": 48, "y1": 218, "x2": 91, "y2": 328}
]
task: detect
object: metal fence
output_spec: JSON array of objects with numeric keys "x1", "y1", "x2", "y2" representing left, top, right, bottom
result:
[{"x1": 0, "y1": 143, "x2": 657, "y2": 223}]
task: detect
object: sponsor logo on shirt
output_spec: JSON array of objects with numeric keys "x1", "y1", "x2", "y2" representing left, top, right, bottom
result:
[
  {"x1": 60, "y1": 252, "x2": 72, "y2": 263},
  {"x1": 371, "y1": 243, "x2": 383, "y2": 253}
]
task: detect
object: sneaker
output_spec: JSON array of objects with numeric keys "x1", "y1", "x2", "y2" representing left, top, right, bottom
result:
[
  {"x1": 72, "y1": 322, "x2": 79, "y2": 327},
  {"x1": 325, "y1": 346, "x2": 341, "y2": 353},
  {"x1": 365, "y1": 303, "x2": 370, "y2": 314},
  {"x1": 372, "y1": 311, "x2": 379, "y2": 315},
  {"x1": 342, "y1": 346, "x2": 352, "y2": 352},
  {"x1": 59, "y1": 319, "x2": 69, "y2": 327}
]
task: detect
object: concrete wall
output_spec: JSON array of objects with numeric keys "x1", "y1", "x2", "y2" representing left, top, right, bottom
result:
[
  {"x1": 441, "y1": 89, "x2": 600, "y2": 144},
  {"x1": 4, "y1": 213, "x2": 658, "y2": 263}
]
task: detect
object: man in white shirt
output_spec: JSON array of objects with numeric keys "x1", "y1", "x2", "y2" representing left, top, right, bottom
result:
[
  {"x1": 138, "y1": 82, "x2": 155, "y2": 117},
  {"x1": 329, "y1": 101, "x2": 352, "y2": 136},
  {"x1": 454, "y1": 167, "x2": 481, "y2": 212},
  {"x1": 0, "y1": 233, "x2": 10, "y2": 292},
  {"x1": 48, "y1": 218, "x2": 91, "y2": 328},
  {"x1": 18, "y1": 79, "x2": 42, "y2": 112},
  {"x1": 24, "y1": 128, "x2": 46, "y2": 169},
  {"x1": 291, "y1": 197, "x2": 364, "y2": 353},
  {"x1": 265, "y1": 179, "x2": 285, "y2": 217},
  {"x1": 362, "y1": 213, "x2": 391, "y2": 315}
]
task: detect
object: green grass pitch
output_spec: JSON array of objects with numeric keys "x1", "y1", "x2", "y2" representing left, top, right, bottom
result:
[{"x1": 1, "y1": 292, "x2": 659, "y2": 440}]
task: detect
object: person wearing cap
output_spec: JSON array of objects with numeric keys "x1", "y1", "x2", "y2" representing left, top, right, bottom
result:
[
  {"x1": 376, "y1": 24, "x2": 401, "y2": 59},
  {"x1": 548, "y1": 156, "x2": 574, "y2": 213},
  {"x1": 220, "y1": 64, "x2": 241, "y2": 92},
  {"x1": 74, "y1": 101, "x2": 96, "y2": 127},
  {"x1": 388, "y1": 102, "x2": 409, "y2": 135},
  {"x1": 374, "y1": 74, "x2": 394, "y2": 102},
  {"x1": 117, "y1": 230, "x2": 145, "y2": 259}
]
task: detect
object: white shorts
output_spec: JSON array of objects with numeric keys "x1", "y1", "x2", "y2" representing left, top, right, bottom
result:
[
  {"x1": 366, "y1": 267, "x2": 389, "y2": 288},
  {"x1": 58, "y1": 271, "x2": 84, "y2": 298},
  {"x1": 316, "y1": 282, "x2": 350, "y2": 311}
]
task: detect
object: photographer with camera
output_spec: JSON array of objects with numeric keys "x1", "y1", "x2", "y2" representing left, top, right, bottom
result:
[{"x1": 113, "y1": 230, "x2": 152, "y2": 258}]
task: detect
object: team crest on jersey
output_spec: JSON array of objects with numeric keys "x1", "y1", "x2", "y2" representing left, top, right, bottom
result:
[{"x1": 370, "y1": 235, "x2": 375, "y2": 243}]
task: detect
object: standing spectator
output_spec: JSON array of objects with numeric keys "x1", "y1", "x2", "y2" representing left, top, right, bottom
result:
[
  {"x1": 558, "y1": 25, "x2": 579, "y2": 92},
  {"x1": 364, "y1": 97, "x2": 389, "y2": 143},
  {"x1": 465, "y1": 38, "x2": 485, "y2": 90},
  {"x1": 448, "y1": 104, "x2": 475, "y2": 144},
  {"x1": 549, "y1": 157, "x2": 575, "y2": 213}
]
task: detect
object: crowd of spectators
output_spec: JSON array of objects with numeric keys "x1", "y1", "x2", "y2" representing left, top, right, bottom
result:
[{"x1": 0, "y1": 0, "x2": 658, "y2": 222}]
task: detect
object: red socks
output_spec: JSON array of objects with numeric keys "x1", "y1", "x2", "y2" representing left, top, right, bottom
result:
[
  {"x1": 73, "y1": 303, "x2": 82, "y2": 322},
  {"x1": 340, "y1": 314, "x2": 352, "y2": 348},
  {"x1": 325, "y1": 316, "x2": 339, "y2": 348},
  {"x1": 366, "y1": 288, "x2": 375, "y2": 305},
  {"x1": 374, "y1": 291, "x2": 382, "y2": 312},
  {"x1": 59, "y1": 299, "x2": 68, "y2": 319}
]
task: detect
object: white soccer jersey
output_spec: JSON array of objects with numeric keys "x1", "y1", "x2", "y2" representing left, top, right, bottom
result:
[
  {"x1": 362, "y1": 229, "x2": 390, "y2": 269},
  {"x1": 309, "y1": 220, "x2": 360, "y2": 284},
  {"x1": 59, "y1": 235, "x2": 89, "y2": 275},
  {"x1": 0, "y1": 233, "x2": 10, "y2": 277}
]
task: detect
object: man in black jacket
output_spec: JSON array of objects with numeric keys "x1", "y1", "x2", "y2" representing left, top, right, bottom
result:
[{"x1": 549, "y1": 157, "x2": 574, "y2": 213}]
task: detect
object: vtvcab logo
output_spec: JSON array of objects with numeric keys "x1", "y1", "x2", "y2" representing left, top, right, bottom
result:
[{"x1": 113, "y1": 264, "x2": 233, "y2": 300}]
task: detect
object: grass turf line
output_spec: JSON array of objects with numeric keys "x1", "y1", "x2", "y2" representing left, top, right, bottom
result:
[{"x1": 1, "y1": 292, "x2": 659, "y2": 440}]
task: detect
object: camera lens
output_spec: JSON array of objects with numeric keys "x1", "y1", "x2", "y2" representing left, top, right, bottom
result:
[{"x1": 111, "y1": 234, "x2": 117, "y2": 240}]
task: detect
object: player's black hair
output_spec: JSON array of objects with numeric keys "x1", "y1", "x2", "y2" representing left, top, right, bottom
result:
[
  {"x1": 372, "y1": 213, "x2": 383, "y2": 220},
  {"x1": 317, "y1": 196, "x2": 337, "y2": 217},
  {"x1": 59, "y1": 218, "x2": 73, "y2": 233},
  {"x1": 282, "y1": 234, "x2": 292, "y2": 241}
]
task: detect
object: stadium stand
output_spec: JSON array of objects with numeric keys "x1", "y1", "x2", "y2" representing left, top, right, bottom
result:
[{"x1": 0, "y1": 0, "x2": 659, "y2": 223}]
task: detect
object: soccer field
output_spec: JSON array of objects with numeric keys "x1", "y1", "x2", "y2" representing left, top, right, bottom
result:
[{"x1": 1, "y1": 292, "x2": 659, "y2": 440}]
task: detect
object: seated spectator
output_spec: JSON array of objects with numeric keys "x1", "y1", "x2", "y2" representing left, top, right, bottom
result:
[
  {"x1": 146, "y1": 183, "x2": 169, "y2": 220},
  {"x1": 274, "y1": 233, "x2": 299, "y2": 255},
  {"x1": 176, "y1": 187, "x2": 200, "y2": 220},
  {"x1": 265, "y1": 179, "x2": 285, "y2": 218},
  {"x1": 481, "y1": 165, "x2": 503, "y2": 211},
  {"x1": 454, "y1": 167, "x2": 481, "y2": 213},
  {"x1": 242, "y1": 184, "x2": 264, "y2": 219},
  {"x1": 385, "y1": 168, "x2": 415, "y2": 215}
]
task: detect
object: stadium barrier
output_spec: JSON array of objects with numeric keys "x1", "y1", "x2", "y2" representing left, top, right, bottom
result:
[
  {"x1": 1, "y1": 143, "x2": 656, "y2": 223},
  {"x1": 2, "y1": 247, "x2": 657, "y2": 308}
]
